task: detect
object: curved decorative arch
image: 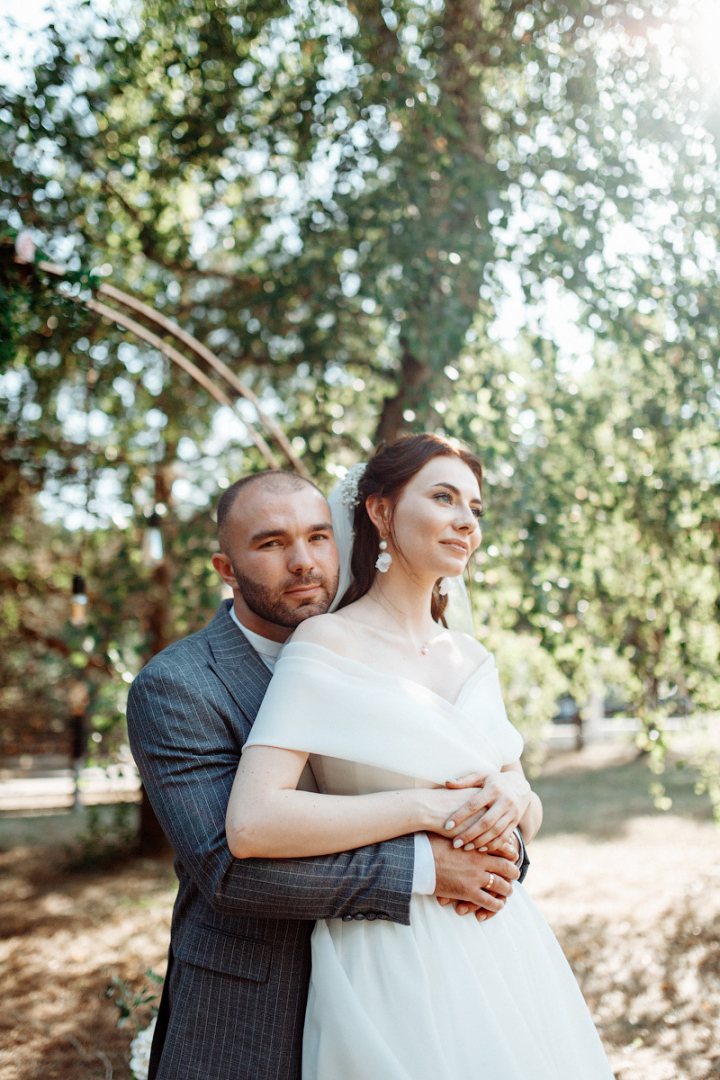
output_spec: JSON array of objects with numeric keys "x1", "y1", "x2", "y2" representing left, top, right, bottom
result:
[{"x1": 17, "y1": 253, "x2": 311, "y2": 478}]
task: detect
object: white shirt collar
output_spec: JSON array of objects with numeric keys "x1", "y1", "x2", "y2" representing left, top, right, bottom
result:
[{"x1": 228, "y1": 604, "x2": 284, "y2": 673}]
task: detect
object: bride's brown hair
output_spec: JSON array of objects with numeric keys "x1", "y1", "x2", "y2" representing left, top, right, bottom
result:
[{"x1": 337, "y1": 433, "x2": 483, "y2": 623}]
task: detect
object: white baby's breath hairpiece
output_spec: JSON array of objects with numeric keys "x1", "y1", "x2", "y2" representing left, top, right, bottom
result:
[{"x1": 338, "y1": 462, "x2": 367, "y2": 509}]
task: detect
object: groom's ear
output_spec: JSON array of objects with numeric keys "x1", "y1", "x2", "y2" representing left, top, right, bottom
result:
[{"x1": 212, "y1": 552, "x2": 238, "y2": 590}]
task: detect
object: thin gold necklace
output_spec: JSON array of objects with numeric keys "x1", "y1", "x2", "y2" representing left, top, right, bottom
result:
[{"x1": 370, "y1": 595, "x2": 440, "y2": 656}]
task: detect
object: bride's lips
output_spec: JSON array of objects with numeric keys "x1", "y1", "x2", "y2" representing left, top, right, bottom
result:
[{"x1": 440, "y1": 540, "x2": 469, "y2": 556}]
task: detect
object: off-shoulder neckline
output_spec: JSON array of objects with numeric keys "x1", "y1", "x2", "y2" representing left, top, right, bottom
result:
[{"x1": 278, "y1": 640, "x2": 493, "y2": 711}]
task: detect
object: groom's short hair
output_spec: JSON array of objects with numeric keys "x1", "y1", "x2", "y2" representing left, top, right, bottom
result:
[{"x1": 217, "y1": 470, "x2": 322, "y2": 550}]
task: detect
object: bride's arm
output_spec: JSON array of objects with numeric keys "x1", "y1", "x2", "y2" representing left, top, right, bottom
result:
[
  {"x1": 226, "y1": 745, "x2": 465, "y2": 860},
  {"x1": 503, "y1": 761, "x2": 542, "y2": 842}
]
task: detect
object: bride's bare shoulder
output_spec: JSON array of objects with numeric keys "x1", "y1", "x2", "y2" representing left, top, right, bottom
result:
[
  {"x1": 290, "y1": 613, "x2": 354, "y2": 650},
  {"x1": 447, "y1": 629, "x2": 490, "y2": 666}
]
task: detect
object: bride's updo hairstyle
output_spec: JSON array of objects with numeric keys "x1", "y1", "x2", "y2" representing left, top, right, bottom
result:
[{"x1": 337, "y1": 433, "x2": 483, "y2": 623}]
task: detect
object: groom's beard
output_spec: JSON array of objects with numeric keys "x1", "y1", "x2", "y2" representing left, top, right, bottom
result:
[{"x1": 231, "y1": 562, "x2": 339, "y2": 628}]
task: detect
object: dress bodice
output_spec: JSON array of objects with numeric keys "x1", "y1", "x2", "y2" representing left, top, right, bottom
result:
[
  {"x1": 244, "y1": 642, "x2": 524, "y2": 786},
  {"x1": 309, "y1": 756, "x2": 440, "y2": 797}
]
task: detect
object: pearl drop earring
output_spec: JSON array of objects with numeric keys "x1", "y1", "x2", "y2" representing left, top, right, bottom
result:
[{"x1": 375, "y1": 539, "x2": 392, "y2": 573}]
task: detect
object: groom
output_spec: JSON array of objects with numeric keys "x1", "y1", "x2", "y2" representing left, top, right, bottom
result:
[{"x1": 127, "y1": 470, "x2": 526, "y2": 1080}]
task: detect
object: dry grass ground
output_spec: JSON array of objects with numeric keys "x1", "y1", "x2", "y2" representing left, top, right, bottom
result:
[{"x1": 0, "y1": 743, "x2": 718, "y2": 1079}]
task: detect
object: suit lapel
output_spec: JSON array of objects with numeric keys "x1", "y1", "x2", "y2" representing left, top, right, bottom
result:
[{"x1": 206, "y1": 601, "x2": 272, "y2": 725}]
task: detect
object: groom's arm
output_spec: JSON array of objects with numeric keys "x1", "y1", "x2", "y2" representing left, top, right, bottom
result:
[{"x1": 127, "y1": 662, "x2": 415, "y2": 925}]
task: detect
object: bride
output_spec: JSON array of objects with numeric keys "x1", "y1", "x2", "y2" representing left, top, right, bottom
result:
[{"x1": 225, "y1": 433, "x2": 615, "y2": 1080}]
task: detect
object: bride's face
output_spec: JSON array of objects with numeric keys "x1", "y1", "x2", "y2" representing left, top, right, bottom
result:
[{"x1": 383, "y1": 456, "x2": 483, "y2": 581}]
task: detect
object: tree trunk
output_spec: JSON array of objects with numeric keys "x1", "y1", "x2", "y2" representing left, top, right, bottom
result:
[
  {"x1": 137, "y1": 568, "x2": 175, "y2": 856},
  {"x1": 138, "y1": 464, "x2": 175, "y2": 858},
  {"x1": 375, "y1": 340, "x2": 431, "y2": 445}
]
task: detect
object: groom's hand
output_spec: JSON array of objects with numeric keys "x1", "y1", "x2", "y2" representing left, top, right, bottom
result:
[{"x1": 428, "y1": 834, "x2": 519, "y2": 921}]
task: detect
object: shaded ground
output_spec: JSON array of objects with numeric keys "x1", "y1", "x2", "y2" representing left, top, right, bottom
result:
[
  {"x1": 0, "y1": 812, "x2": 174, "y2": 1080},
  {"x1": 0, "y1": 745, "x2": 718, "y2": 1079},
  {"x1": 532, "y1": 741, "x2": 716, "y2": 838},
  {"x1": 530, "y1": 745, "x2": 720, "y2": 1080}
]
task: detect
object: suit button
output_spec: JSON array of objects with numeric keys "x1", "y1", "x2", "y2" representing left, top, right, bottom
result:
[
  {"x1": 342, "y1": 914, "x2": 353, "y2": 922},
  {"x1": 365, "y1": 913, "x2": 377, "y2": 921},
  {"x1": 353, "y1": 913, "x2": 365, "y2": 920}
]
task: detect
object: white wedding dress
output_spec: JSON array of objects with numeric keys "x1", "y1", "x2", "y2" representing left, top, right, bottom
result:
[{"x1": 244, "y1": 641, "x2": 615, "y2": 1080}]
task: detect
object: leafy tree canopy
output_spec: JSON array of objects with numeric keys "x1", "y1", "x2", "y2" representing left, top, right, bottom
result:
[{"x1": 0, "y1": 0, "x2": 718, "y2": 810}]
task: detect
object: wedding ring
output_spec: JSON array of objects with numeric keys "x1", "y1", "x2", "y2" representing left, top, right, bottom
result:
[{"x1": 486, "y1": 873, "x2": 495, "y2": 892}]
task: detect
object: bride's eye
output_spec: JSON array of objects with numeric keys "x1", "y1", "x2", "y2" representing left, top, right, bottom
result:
[
  {"x1": 472, "y1": 507, "x2": 484, "y2": 520},
  {"x1": 434, "y1": 492, "x2": 452, "y2": 504}
]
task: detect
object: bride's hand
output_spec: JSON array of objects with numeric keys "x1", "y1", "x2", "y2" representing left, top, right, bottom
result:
[
  {"x1": 418, "y1": 787, "x2": 478, "y2": 830},
  {"x1": 440, "y1": 771, "x2": 532, "y2": 851}
]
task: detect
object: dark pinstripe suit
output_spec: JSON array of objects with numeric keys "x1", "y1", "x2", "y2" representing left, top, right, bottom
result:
[{"x1": 127, "y1": 601, "x2": 415, "y2": 1080}]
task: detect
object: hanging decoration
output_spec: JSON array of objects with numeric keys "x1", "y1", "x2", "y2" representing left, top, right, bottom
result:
[
  {"x1": 142, "y1": 509, "x2": 164, "y2": 566},
  {"x1": 71, "y1": 574, "x2": 88, "y2": 627}
]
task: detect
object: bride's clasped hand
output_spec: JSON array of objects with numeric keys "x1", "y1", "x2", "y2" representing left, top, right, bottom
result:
[
  {"x1": 441, "y1": 768, "x2": 533, "y2": 850},
  {"x1": 394, "y1": 768, "x2": 534, "y2": 853}
]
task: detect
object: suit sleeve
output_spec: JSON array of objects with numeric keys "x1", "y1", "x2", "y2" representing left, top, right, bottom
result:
[{"x1": 127, "y1": 661, "x2": 415, "y2": 925}]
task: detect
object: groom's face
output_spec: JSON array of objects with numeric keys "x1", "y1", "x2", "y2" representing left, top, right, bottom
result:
[{"x1": 212, "y1": 480, "x2": 339, "y2": 640}]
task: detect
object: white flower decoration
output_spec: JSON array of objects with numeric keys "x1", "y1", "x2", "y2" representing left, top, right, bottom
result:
[
  {"x1": 338, "y1": 462, "x2": 366, "y2": 508},
  {"x1": 130, "y1": 1017, "x2": 157, "y2": 1080}
]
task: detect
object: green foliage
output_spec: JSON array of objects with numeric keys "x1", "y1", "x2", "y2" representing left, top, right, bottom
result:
[
  {"x1": 0, "y1": 0, "x2": 718, "y2": 807},
  {"x1": 106, "y1": 968, "x2": 164, "y2": 1029},
  {"x1": 488, "y1": 630, "x2": 568, "y2": 773},
  {"x1": 441, "y1": 321, "x2": 720, "y2": 724},
  {"x1": 68, "y1": 802, "x2": 138, "y2": 868},
  {"x1": 692, "y1": 732, "x2": 720, "y2": 822},
  {"x1": 638, "y1": 715, "x2": 720, "y2": 822}
]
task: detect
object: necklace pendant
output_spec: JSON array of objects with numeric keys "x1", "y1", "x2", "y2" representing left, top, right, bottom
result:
[{"x1": 420, "y1": 645, "x2": 429, "y2": 655}]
